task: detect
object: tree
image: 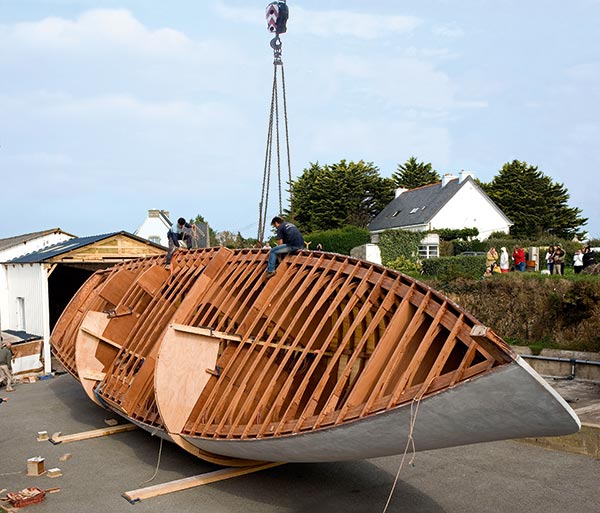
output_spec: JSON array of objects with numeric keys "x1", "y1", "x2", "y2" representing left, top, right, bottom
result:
[
  {"x1": 392, "y1": 156, "x2": 440, "y2": 189},
  {"x1": 480, "y1": 160, "x2": 587, "y2": 239},
  {"x1": 290, "y1": 160, "x2": 395, "y2": 233}
]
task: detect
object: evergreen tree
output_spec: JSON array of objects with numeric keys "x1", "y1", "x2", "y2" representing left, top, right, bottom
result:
[
  {"x1": 291, "y1": 160, "x2": 394, "y2": 233},
  {"x1": 392, "y1": 156, "x2": 440, "y2": 189},
  {"x1": 480, "y1": 160, "x2": 587, "y2": 239}
]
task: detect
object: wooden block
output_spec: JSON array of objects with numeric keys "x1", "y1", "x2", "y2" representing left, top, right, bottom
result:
[
  {"x1": 36, "y1": 431, "x2": 48, "y2": 442},
  {"x1": 58, "y1": 453, "x2": 72, "y2": 462},
  {"x1": 104, "y1": 418, "x2": 119, "y2": 426},
  {"x1": 47, "y1": 468, "x2": 62, "y2": 478},
  {"x1": 26, "y1": 457, "x2": 45, "y2": 476}
]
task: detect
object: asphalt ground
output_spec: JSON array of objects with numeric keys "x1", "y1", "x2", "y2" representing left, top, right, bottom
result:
[{"x1": 1, "y1": 374, "x2": 599, "y2": 513}]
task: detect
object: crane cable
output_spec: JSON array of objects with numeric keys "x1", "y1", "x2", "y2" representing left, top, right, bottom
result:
[{"x1": 258, "y1": 1, "x2": 292, "y2": 243}]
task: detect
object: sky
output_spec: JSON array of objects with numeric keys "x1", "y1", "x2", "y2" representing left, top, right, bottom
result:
[{"x1": 1, "y1": 0, "x2": 599, "y2": 240}]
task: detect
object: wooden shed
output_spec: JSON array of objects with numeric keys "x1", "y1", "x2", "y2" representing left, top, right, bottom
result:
[{"x1": 2, "y1": 231, "x2": 165, "y2": 374}]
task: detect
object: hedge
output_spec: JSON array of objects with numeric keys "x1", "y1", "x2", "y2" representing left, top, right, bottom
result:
[
  {"x1": 421, "y1": 255, "x2": 487, "y2": 280},
  {"x1": 305, "y1": 226, "x2": 370, "y2": 255}
]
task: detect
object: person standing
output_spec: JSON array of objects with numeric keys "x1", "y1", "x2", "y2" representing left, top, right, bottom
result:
[
  {"x1": 486, "y1": 247, "x2": 499, "y2": 269},
  {"x1": 499, "y1": 247, "x2": 510, "y2": 273},
  {"x1": 545, "y1": 245, "x2": 555, "y2": 274},
  {"x1": 0, "y1": 339, "x2": 15, "y2": 392},
  {"x1": 165, "y1": 217, "x2": 197, "y2": 268},
  {"x1": 573, "y1": 249, "x2": 584, "y2": 274},
  {"x1": 582, "y1": 246, "x2": 595, "y2": 269},
  {"x1": 553, "y1": 244, "x2": 565, "y2": 275},
  {"x1": 512, "y1": 245, "x2": 526, "y2": 272},
  {"x1": 266, "y1": 216, "x2": 304, "y2": 277}
]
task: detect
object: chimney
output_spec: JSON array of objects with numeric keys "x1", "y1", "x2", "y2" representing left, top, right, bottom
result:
[
  {"x1": 441, "y1": 174, "x2": 458, "y2": 187},
  {"x1": 459, "y1": 170, "x2": 475, "y2": 183},
  {"x1": 395, "y1": 187, "x2": 408, "y2": 198}
]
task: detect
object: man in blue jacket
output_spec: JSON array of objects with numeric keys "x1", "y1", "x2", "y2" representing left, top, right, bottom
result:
[
  {"x1": 165, "y1": 217, "x2": 197, "y2": 268},
  {"x1": 266, "y1": 216, "x2": 304, "y2": 278}
]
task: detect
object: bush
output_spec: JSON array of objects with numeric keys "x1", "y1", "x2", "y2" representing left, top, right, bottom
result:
[
  {"x1": 378, "y1": 230, "x2": 423, "y2": 266},
  {"x1": 386, "y1": 255, "x2": 422, "y2": 276},
  {"x1": 305, "y1": 226, "x2": 370, "y2": 255},
  {"x1": 421, "y1": 255, "x2": 486, "y2": 280}
]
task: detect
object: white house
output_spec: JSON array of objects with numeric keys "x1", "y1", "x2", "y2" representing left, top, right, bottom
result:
[
  {"x1": 368, "y1": 172, "x2": 512, "y2": 244},
  {"x1": 134, "y1": 209, "x2": 171, "y2": 247},
  {"x1": 135, "y1": 209, "x2": 211, "y2": 248}
]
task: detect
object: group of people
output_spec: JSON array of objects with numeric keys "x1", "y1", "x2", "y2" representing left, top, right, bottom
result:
[
  {"x1": 569, "y1": 246, "x2": 595, "y2": 274},
  {"x1": 485, "y1": 245, "x2": 542, "y2": 276},
  {"x1": 485, "y1": 244, "x2": 596, "y2": 277},
  {"x1": 545, "y1": 245, "x2": 566, "y2": 275},
  {"x1": 484, "y1": 246, "x2": 513, "y2": 276}
]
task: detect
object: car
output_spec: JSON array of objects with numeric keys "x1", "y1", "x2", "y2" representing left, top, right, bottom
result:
[{"x1": 460, "y1": 251, "x2": 486, "y2": 256}]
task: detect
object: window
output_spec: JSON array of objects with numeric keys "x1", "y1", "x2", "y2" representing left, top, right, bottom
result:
[
  {"x1": 419, "y1": 244, "x2": 439, "y2": 259},
  {"x1": 149, "y1": 236, "x2": 161, "y2": 244},
  {"x1": 17, "y1": 297, "x2": 26, "y2": 331},
  {"x1": 409, "y1": 208, "x2": 419, "y2": 214}
]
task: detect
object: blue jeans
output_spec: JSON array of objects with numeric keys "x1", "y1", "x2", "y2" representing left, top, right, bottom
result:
[{"x1": 267, "y1": 244, "x2": 301, "y2": 272}]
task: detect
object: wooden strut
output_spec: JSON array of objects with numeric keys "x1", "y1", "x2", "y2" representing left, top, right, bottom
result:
[
  {"x1": 121, "y1": 462, "x2": 284, "y2": 503},
  {"x1": 48, "y1": 423, "x2": 138, "y2": 445}
]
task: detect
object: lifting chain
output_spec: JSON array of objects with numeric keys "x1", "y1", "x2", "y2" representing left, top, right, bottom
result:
[{"x1": 258, "y1": 1, "x2": 293, "y2": 243}]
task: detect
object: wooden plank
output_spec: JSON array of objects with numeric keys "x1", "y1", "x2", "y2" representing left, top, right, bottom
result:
[
  {"x1": 49, "y1": 424, "x2": 137, "y2": 444},
  {"x1": 122, "y1": 462, "x2": 284, "y2": 503}
]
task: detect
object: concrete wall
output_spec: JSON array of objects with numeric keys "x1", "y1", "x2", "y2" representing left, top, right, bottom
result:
[
  {"x1": 514, "y1": 346, "x2": 600, "y2": 381},
  {"x1": 350, "y1": 244, "x2": 382, "y2": 265}
]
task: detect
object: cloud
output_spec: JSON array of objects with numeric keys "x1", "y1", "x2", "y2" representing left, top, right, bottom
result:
[
  {"x1": 215, "y1": 2, "x2": 422, "y2": 39},
  {"x1": 3, "y1": 9, "x2": 193, "y2": 57},
  {"x1": 432, "y1": 22, "x2": 464, "y2": 38}
]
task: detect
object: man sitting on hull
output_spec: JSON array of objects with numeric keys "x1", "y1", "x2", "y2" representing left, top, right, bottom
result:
[{"x1": 266, "y1": 216, "x2": 304, "y2": 278}]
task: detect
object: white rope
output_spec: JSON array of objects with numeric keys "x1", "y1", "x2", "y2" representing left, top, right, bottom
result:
[
  {"x1": 381, "y1": 381, "x2": 432, "y2": 513},
  {"x1": 138, "y1": 437, "x2": 163, "y2": 486}
]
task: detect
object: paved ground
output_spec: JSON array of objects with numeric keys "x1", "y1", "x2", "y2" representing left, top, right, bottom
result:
[{"x1": 1, "y1": 374, "x2": 599, "y2": 513}]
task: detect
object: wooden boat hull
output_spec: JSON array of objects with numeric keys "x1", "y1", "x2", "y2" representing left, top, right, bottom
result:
[
  {"x1": 179, "y1": 357, "x2": 578, "y2": 462},
  {"x1": 50, "y1": 247, "x2": 580, "y2": 464}
]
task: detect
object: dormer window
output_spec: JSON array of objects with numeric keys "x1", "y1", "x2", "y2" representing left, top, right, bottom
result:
[
  {"x1": 409, "y1": 208, "x2": 419, "y2": 214},
  {"x1": 391, "y1": 210, "x2": 401, "y2": 217}
]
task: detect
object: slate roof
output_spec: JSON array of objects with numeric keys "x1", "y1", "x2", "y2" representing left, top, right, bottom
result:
[
  {"x1": 0, "y1": 228, "x2": 75, "y2": 252},
  {"x1": 7, "y1": 231, "x2": 163, "y2": 264},
  {"x1": 368, "y1": 176, "x2": 511, "y2": 232}
]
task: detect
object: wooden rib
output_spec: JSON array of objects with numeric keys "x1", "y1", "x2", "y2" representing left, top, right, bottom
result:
[
  {"x1": 273, "y1": 266, "x2": 368, "y2": 435},
  {"x1": 359, "y1": 290, "x2": 433, "y2": 417},
  {"x1": 228, "y1": 258, "x2": 335, "y2": 436},
  {"x1": 203, "y1": 256, "x2": 317, "y2": 438},
  {"x1": 340, "y1": 283, "x2": 417, "y2": 414},
  {"x1": 386, "y1": 302, "x2": 449, "y2": 407},
  {"x1": 311, "y1": 271, "x2": 397, "y2": 428}
]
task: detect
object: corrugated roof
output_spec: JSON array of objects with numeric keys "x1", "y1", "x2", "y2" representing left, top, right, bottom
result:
[
  {"x1": 0, "y1": 228, "x2": 75, "y2": 252},
  {"x1": 7, "y1": 231, "x2": 163, "y2": 264}
]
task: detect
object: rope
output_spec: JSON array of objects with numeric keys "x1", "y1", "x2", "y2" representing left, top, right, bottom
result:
[
  {"x1": 138, "y1": 437, "x2": 164, "y2": 486},
  {"x1": 381, "y1": 380, "x2": 433, "y2": 513}
]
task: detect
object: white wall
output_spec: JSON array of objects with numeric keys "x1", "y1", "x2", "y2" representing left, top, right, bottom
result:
[
  {"x1": 135, "y1": 214, "x2": 170, "y2": 247},
  {"x1": 0, "y1": 232, "x2": 73, "y2": 334},
  {"x1": 350, "y1": 244, "x2": 382, "y2": 265},
  {"x1": 3, "y1": 263, "x2": 51, "y2": 373},
  {"x1": 3, "y1": 264, "x2": 46, "y2": 337},
  {"x1": 431, "y1": 181, "x2": 511, "y2": 240}
]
